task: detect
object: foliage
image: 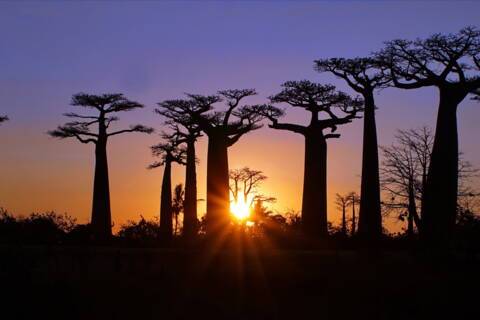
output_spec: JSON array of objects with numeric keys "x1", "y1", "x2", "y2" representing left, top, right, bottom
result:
[
  {"x1": 0, "y1": 209, "x2": 77, "y2": 244},
  {"x1": 117, "y1": 216, "x2": 160, "y2": 243}
]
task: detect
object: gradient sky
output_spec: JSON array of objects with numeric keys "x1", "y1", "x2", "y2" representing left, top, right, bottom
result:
[{"x1": 1, "y1": 1, "x2": 479, "y2": 233}]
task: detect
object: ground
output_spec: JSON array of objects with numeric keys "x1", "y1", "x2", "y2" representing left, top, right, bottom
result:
[{"x1": 1, "y1": 244, "x2": 479, "y2": 319}]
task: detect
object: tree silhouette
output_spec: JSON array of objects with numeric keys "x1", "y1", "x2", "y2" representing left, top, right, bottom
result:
[
  {"x1": 348, "y1": 192, "x2": 360, "y2": 236},
  {"x1": 381, "y1": 128, "x2": 432, "y2": 237},
  {"x1": 118, "y1": 216, "x2": 159, "y2": 243},
  {"x1": 156, "y1": 90, "x2": 272, "y2": 236},
  {"x1": 0, "y1": 115, "x2": 8, "y2": 124},
  {"x1": 156, "y1": 101, "x2": 203, "y2": 239},
  {"x1": 473, "y1": 89, "x2": 480, "y2": 102},
  {"x1": 149, "y1": 140, "x2": 186, "y2": 242},
  {"x1": 229, "y1": 167, "x2": 267, "y2": 204},
  {"x1": 376, "y1": 27, "x2": 480, "y2": 243},
  {"x1": 316, "y1": 58, "x2": 389, "y2": 239},
  {"x1": 335, "y1": 193, "x2": 350, "y2": 236},
  {"x1": 263, "y1": 80, "x2": 363, "y2": 237},
  {"x1": 381, "y1": 127, "x2": 478, "y2": 237},
  {"x1": 48, "y1": 93, "x2": 153, "y2": 239},
  {"x1": 172, "y1": 184, "x2": 185, "y2": 236}
]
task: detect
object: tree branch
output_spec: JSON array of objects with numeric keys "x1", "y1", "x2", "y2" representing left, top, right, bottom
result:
[{"x1": 107, "y1": 124, "x2": 154, "y2": 137}]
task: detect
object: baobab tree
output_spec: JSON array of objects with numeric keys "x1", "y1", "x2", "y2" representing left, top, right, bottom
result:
[
  {"x1": 229, "y1": 167, "x2": 267, "y2": 204},
  {"x1": 381, "y1": 127, "x2": 478, "y2": 237},
  {"x1": 149, "y1": 140, "x2": 186, "y2": 241},
  {"x1": 315, "y1": 58, "x2": 389, "y2": 239},
  {"x1": 335, "y1": 193, "x2": 350, "y2": 236},
  {"x1": 376, "y1": 27, "x2": 480, "y2": 243},
  {"x1": 49, "y1": 93, "x2": 153, "y2": 239},
  {"x1": 263, "y1": 80, "x2": 363, "y2": 237},
  {"x1": 157, "y1": 90, "x2": 272, "y2": 236},
  {"x1": 155, "y1": 102, "x2": 203, "y2": 239}
]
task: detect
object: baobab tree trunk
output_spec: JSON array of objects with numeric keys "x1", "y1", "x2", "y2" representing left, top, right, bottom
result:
[
  {"x1": 91, "y1": 138, "x2": 112, "y2": 240},
  {"x1": 358, "y1": 95, "x2": 382, "y2": 239},
  {"x1": 422, "y1": 89, "x2": 460, "y2": 244},
  {"x1": 183, "y1": 140, "x2": 198, "y2": 239},
  {"x1": 420, "y1": 170, "x2": 427, "y2": 220},
  {"x1": 159, "y1": 160, "x2": 173, "y2": 241},
  {"x1": 206, "y1": 133, "x2": 231, "y2": 236},
  {"x1": 302, "y1": 134, "x2": 328, "y2": 237},
  {"x1": 407, "y1": 180, "x2": 417, "y2": 239}
]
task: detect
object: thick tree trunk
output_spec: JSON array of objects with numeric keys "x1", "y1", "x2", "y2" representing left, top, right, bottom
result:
[
  {"x1": 91, "y1": 138, "x2": 112, "y2": 240},
  {"x1": 206, "y1": 133, "x2": 231, "y2": 236},
  {"x1": 302, "y1": 134, "x2": 328, "y2": 237},
  {"x1": 422, "y1": 89, "x2": 460, "y2": 244},
  {"x1": 420, "y1": 170, "x2": 427, "y2": 220},
  {"x1": 407, "y1": 180, "x2": 417, "y2": 239},
  {"x1": 183, "y1": 140, "x2": 198, "y2": 239},
  {"x1": 358, "y1": 94, "x2": 382, "y2": 239},
  {"x1": 159, "y1": 160, "x2": 173, "y2": 241}
]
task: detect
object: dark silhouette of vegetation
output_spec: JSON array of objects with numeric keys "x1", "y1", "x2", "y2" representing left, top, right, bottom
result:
[
  {"x1": 155, "y1": 90, "x2": 274, "y2": 237},
  {"x1": 376, "y1": 27, "x2": 480, "y2": 244},
  {"x1": 172, "y1": 184, "x2": 184, "y2": 235},
  {"x1": 229, "y1": 167, "x2": 271, "y2": 204},
  {"x1": 348, "y1": 192, "x2": 360, "y2": 236},
  {"x1": 48, "y1": 93, "x2": 153, "y2": 240},
  {"x1": 263, "y1": 80, "x2": 363, "y2": 237},
  {"x1": 0, "y1": 115, "x2": 8, "y2": 124},
  {"x1": 0, "y1": 209, "x2": 77, "y2": 244},
  {"x1": 156, "y1": 102, "x2": 202, "y2": 239},
  {"x1": 149, "y1": 140, "x2": 185, "y2": 242},
  {"x1": 472, "y1": 88, "x2": 480, "y2": 101},
  {"x1": 335, "y1": 193, "x2": 350, "y2": 236},
  {"x1": 117, "y1": 216, "x2": 159, "y2": 244},
  {"x1": 316, "y1": 58, "x2": 389, "y2": 240},
  {"x1": 381, "y1": 127, "x2": 479, "y2": 238}
]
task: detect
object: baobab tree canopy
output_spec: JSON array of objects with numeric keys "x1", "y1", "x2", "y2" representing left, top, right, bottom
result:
[
  {"x1": 377, "y1": 27, "x2": 480, "y2": 90},
  {"x1": 315, "y1": 57, "x2": 389, "y2": 94},
  {"x1": 268, "y1": 81, "x2": 363, "y2": 129},
  {"x1": 49, "y1": 93, "x2": 154, "y2": 144}
]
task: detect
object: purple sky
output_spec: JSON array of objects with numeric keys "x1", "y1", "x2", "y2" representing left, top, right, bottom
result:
[{"x1": 1, "y1": 1, "x2": 479, "y2": 232}]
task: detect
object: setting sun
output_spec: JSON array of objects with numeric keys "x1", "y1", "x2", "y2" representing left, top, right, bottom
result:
[{"x1": 230, "y1": 194, "x2": 252, "y2": 220}]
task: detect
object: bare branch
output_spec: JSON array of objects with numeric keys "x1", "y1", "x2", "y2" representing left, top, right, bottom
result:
[
  {"x1": 107, "y1": 124, "x2": 154, "y2": 137},
  {"x1": 376, "y1": 27, "x2": 480, "y2": 92}
]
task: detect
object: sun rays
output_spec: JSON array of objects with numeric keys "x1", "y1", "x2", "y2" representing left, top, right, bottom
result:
[{"x1": 230, "y1": 194, "x2": 253, "y2": 221}]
